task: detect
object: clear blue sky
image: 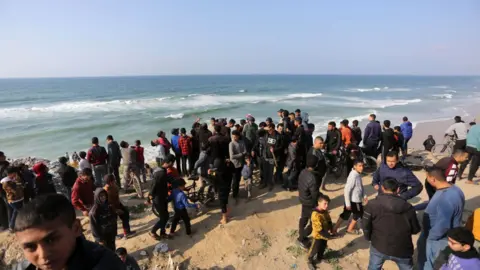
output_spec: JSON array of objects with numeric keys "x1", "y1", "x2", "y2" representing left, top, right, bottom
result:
[{"x1": 0, "y1": 0, "x2": 479, "y2": 78}]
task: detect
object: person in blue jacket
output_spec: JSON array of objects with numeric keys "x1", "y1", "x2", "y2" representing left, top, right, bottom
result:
[
  {"x1": 400, "y1": 116, "x2": 413, "y2": 156},
  {"x1": 372, "y1": 151, "x2": 423, "y2": 201},
  {"x1": 363, "y1": 114, "x2": 382, "y2": 158},
  {"x1": 170, "y1": 128, "x2": 182, "y2": 175},
  {"x1": 168, "y1": 179, "x2": 199, "y2": 235}
]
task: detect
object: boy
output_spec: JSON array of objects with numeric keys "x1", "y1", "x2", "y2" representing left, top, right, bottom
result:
[
  {"x1": 333, "y1": 160, "x2": 367, "y2": 235},
  {"x1": 434, "y1": 227, "x2": 480, "y2": 269},
  {"x1": 79, "y1": 151, "x2": 92, "y2": 171},
  {"x1": 116, "y1": 247, "x2": 141, "y2": 270},
  {"x1": 178, "y1": 128, "x2": 192, "y2": 177},
  {"x1": 14, "y1": 193, "x2": 125, "y2": 269},
  {"x1": 1, "y1": 166, "x2": 24, "y2": 231},
  {"x1": 104, "y1": 175, "x2": 135, "y2": 239},
  {"x1": 89, "y1": 188, "x2": 118, "y2": 251},
  {"x1": 134, "y1": 140, "x2": 146, "y2": 183},
  {"x1": 423, "y1": 135, "x2": 436, "y2": 152},
  {"x1": 307, "y1": 194, "x2": 335, "y2": 270},
  {"x1": 241, "y1": 155, "x2": 254, "y2": 199},
  {"x1": 168, "y1": 179, "x2": 199, "y2": 236},
  {"x1": 393, "y1": 126, "x2": 405, "y2": 158}
]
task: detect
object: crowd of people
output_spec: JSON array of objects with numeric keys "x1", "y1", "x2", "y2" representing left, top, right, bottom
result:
[{"x1": 1, "y1": 108, "x2": 480, "y2": 270}]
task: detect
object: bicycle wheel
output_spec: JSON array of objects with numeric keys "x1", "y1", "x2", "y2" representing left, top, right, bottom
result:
[
  {"x1": 431, "y1": 144, "x2": 452, "y2": 159},
  {"x1": 363, "y1": 156, "x2": 378, "y2": 174}
]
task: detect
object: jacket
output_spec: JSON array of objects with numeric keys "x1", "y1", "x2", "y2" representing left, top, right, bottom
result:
[
  {"x1": 344, "y1": 170, "x2": 364, "y2": 207},
  {"x1": 466, "y1": 208, "x2": 480, "y2": 241},
  {"x1": 326, "y1": 129, "x2": 342, "y2": 152},
  {"x1": 400, "y1": 121, "x2": 413, "y2": 139},
  {"x1": 434, "y1": 247, "x2": 480, "y2": 270},
  {"x1": 178, "y1": 135, "x2": 192, "y2": 156},
  {"x1": 241, "y1": 163, "x2": 253, "y2": 179},
  {"x1": 229, "y1": 140, "x2": 246, "y2": 168},
  {"x1": 134, "y1": 146, "x2": 145, "y2": 164},
  {"x1": 372, "y1": 163, "x2": 423, "y2": 200},
  {"x1": 104, "y1": 183, "x2": 121, "y2": 209},
  {"x1": 298, "y1": 168, "x2": 319, "y2": 207},
  {"x1": 242, "y1": 122, "x2": 258, "y2": 146},
  {"x1": 364, "y1": 121, "x2": 382, "y2": 143},
  {"x1": 1, "y1": 176, "x2": 24, "y2": 203},
  {"x1": 352, "y1": 126, "x2": 362, "y2": 145},
  {"x1": 57, "y1": 163, "x2": 78, "y2": 188},
  {"x1": 446, "y1": 122, "x2": 468, "y2": 140},
  {"x1": 435, "y1": 157, "x2": 459, "y2": 184},
  {"x1": 286, "y1": 143, "x2": 300, "y2": 170},
  {"x1": 71, "y1": 177, "x2": 95, "y2": 212},
  {"x1": 87, "y1": 145, "x2": 108, "y2": 166},
  {"x1": 198, "y1": 128, "x2": 212, "y2": 150},
  {"x1": 171, "y1": 135, "x2": 181, "y2": 153},
  {"x1": 467, "y1": 124, "x2": 480, "y2": 150},
  {"x1": 168, "y1": 188, "x2": 196, "y2": 210},
  {"x1": 32, "y1": 163, "x2": 56, "y2": 196},
  {"x1": 14, "y1": 236, "x2": 126, "y2": 270},
  {"x1": 107, "y1": 141, "x2": 122, "y2": 166},
  {"x1": 264, "y1": 130, "x2": 284, "y2": 159},
  {"x1": 306, "y1": 147, "x2": 327, "y2": 174},
  {"x1": 294, "y1": 125, "x2": 307, "y2": 150},
  {"x1": 155, "y1": 137, "x2": 171, "y2": 154},
  {"x1": 394, "y1": 132, "x2": 405, "y2": 152},
  {"x1": 121, "y1": 147, "x2": 137, "y2": 167},
  {"x1": 362, "y1": 193, "x2": 421, "y2": 258},
  {"x1": 381, "y1": 128, "x2": 396, "y2": 151},
  {"x1": 89, "y1": 188, "x2": 118, "y2": 242},
  {"x1": 311, "y1": 209, "x2": 333, "y2": 240},
  {"x1": 123, "y1": 255, "x2": 141, "y2": 270},
  {"x1": 252, "y1": 129, "x2": 267, "y2": 158},
  {"x1": 424, "y1": 138, "x2": 436, "y2": 151},
  {"x1": 209, "y1": 134, "x2": 230, "y2": 161},
  {"x1": 340, "y1": 127, "x2": 354, "y2": 146},
  {"x1": 150, "y1": 168, "x2": 169, "y2": 203}
]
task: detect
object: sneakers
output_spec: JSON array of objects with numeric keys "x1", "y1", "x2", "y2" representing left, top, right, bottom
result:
[{"x1": 296, "y1": 239, "x2": 308, "y2": 250}]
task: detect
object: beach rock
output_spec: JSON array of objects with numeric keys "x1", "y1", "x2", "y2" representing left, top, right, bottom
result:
[{"x1": 153, "y1": 242, "x2": 169, "y2": 255}]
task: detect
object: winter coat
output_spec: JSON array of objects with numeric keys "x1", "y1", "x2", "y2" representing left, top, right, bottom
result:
[
  {"x1": 57, "y1": 163, "x2": 78, "y2": 188},
  {"x1": 89, "y1": 188, "x2": 118, "y2": 242},
  {"x1": 400, "y1": 121, "x2": 413, "y2": 139},
  {"x1": 107, "y1": 141, "x2": 122, "y2": 166},
  {"x1": 364, "y1": 121, "x2": 382, "y2": 144},
  {"x1": 298, "y1": 168, "x2": 319, "y2": 207},
  {"x1": 372, "y1": 163, "x2": 423, "y2": 200}
]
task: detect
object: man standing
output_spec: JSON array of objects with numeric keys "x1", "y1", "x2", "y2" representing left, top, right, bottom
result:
[
  {"x1": 464, "y1": 123, "x2": 480, "y2": 184},
  {"x1": 381, "y1": 120, "x2": 396, "y2": 164},
  {"x1": 417, "y1": 166, "x2": 465, "y2": 270},
  {"x1": 325, "y1": 121, "x2": 342, "y2": 170},
  {"x1": 308, "y1": 137, "x2": 328, "y2": 191},
  {"x1": 294, "y1": 117, "x2": 307, "y2": 163},
  {"x1": 242, "y1": 115, "x2": 258, "y2": 152},
  {"x1": 400, "y1": 117, "x2": 413, "y2": 156},
  {"x1": 229, "y1": 130, "x2": 246, "y2": 202},
  {"x1": 445, "y1": 116, "x2": 468, "y2": 152},
  {"x1": 363, "y1": 178, "x2": 421, "y2": 270},
  {"x1": 363, "y1": 114, "x2": 382, "y2": 158},
  {"x1": 0, "y1": 151, "x2": 11, "y2": 230},
  {"x1": 120, "y1": 141, "x2": 142, "y2": 198},
  {"x1": 297, "y1": 154, "x2": 320, "y2": 249},
  {"x1": 262, "y1": 123, "x2": 283, "y2": 191},
  {"x1": 106, "y1": 135, "x2": 122, "y2": 187},
  {"x1": 351, "y1": 120, "x2": 362, "y2": 145},
  {"x1": 57, "y1": 157, "x2": 77, "y2": 200},
  {"x1": 87, "y1": 137, "x2": 109, "y2": 187},
  {"x1": 275, "y1": 123, "x2": 288, "y2": 184},
  {"x1": 372, "y1": 151, "x2": 423, "y2": 201}
]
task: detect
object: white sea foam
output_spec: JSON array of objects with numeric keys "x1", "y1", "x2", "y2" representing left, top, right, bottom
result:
[
  {"x1": 338, "y1": 97, "x2": 422, "y2": 109},
  {"x1": 164, "y1": 113, "x2": 184, "y2": 119},
  {"x1": 432, "y1": 94, "x2": 453, "y2": 99},
  {"x1": 445, "y1": 90, "x2": 457, "y2": 93},
  {"x1": 286, "y1": 93, "x2": 322, "y2": 98},
  {"x1": 430, "y1": 85, "x2": 449, "y2": 89},
  {"x1": 345, "y1": 87, "x2": 410, "y2": 92},
  {"x1": 238, "y1": 89, "x2": 247, "y2": 93}
]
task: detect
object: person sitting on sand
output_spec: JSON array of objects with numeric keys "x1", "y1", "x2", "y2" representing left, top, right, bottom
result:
[
  {"x1": 333, "y1": 160, "x2": 367, "y2": 235},
  {"x1": 423, "y1": 135, "x2": 436, "y2": 152},
  {"x1": 14, "y1": 194, "x2": 125, "y2": 270},
  {"x1": 372, "y1": 151, "x2": 423, "y2": 201}
]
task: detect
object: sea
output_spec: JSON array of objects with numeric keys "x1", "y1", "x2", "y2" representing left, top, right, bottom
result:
[{"x1": 1, "y1": 75, "x2": 479, "y2": 161}]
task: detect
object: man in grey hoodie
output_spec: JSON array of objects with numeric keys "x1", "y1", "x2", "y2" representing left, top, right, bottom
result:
[{"x1": 229, "y1": 130, "x2": 247, "y2": 201}]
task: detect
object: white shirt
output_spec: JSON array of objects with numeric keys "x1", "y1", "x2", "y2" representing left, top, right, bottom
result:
[
  {"x1": 0, "y1": 176, "x2": 14, "y2": 184},
  {"x1": 445, "y1": 122, "x2": 468, "y2": 140},
  {"x1": 79, "y1": 159, "x2": 91, "y2": 171}
]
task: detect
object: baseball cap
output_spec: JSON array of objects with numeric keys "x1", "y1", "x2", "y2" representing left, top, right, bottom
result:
[{"x1": 266, "y1": 117, "x2": 273, "y2": 122}]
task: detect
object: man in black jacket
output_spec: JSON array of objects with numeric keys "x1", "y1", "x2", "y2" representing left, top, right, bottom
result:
[
  {"x1": 252, "y1": 123, "x2": 267, "y2": 188},
  {"x1": 325, "y1": 121, "x2": 342, "y2": 170},
  {"x1": 296, "y1": 154, "x2": 320, "y2": 249},
  {"x1": 307, "y1": 137, "x2": 328, "y2": 191},
  {"x1": 57, "y1": 157, "x2": 77, "y2": 200},
  {"x1": 14, "y1": 194, "x2": 125, "y2": 270},
  {"x1": 263, "y1": 123, "x2": 284, "y2": 191},
  {"x1": 381, "y1": 120, "x2": 396, "y2": 164},
  {"x1": 362, "y1": 178, "x2": 421, "y2": 270},
  {"x1": 0, "y1": 151, "x2": 11, "y2": 230},
  {"x1": 294, "y1": 117, "x2": 307, "y2": 163},
  {"x1": 149, "y1": 154, "x2": 175, "y2": 240},
  {"x1": 106, "y1": 135, "x2": 122, "y2": 187}
]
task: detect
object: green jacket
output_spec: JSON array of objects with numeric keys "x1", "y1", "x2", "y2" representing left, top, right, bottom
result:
[{"x1": 467, "y1": 125, "x2": 480, "y2": 150}]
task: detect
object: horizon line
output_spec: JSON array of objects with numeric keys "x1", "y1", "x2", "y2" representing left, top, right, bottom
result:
[{"x1": 0, "y1": 73, "x2": 479, "y2": 80}]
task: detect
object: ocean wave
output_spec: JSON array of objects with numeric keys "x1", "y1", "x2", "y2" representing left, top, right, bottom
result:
[
  {"x1": 445, "y1": 90, "x2": 457, "y2": 93},
  {"x1": 432, "y1": 94, "x2": 453, "y2": 99},
  {"x1": 238, "y1": 89, "x2": 247, "y2": 93},
  {"x1": 164, "y1": 113, "x2": 184, "y2": 119},
  {"x1": 430, "y1": 85, "x2": 449, "y2": 89},
  {"x1": 345, "y1": 87, "x2": 411, "y2": 92},
  {"x1": 286, "y1": 93, "x2": 323, "y2": 98}
]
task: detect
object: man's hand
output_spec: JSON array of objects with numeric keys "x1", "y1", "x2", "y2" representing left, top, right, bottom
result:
[
  {"x1": 373, "y1": 185, "x2": 379, "y2": 191},
  {"x1": 270, "y1": 147, "x2": 274, "y2": 153},
  {"x1": 346, "y1": 205, "x2": 352, "y2": 211},
  {"x1": 99, "y1": 241, "x2": 105, "y2": 246},
  {"x1": 251, "y1": 151, "x2": 255, "y2": 157},
  {"x1": 364, "y1": 197, "x2": 369, "y2": 204},
  {"x1": 332, "y1": 150, "x2": 337, "y2": 155},
  {"x1": 196, "y1": 204, "x2": 201, "y2": 209},
  {"x1": 207, "y1": 169, "x2": 212, "y2": 175},
  {"x1": 82, "y1": 211, "x2": 89, "y2": 217}
]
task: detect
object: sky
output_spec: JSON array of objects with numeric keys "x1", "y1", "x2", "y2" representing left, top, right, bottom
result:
[{"x1": 0, "y1": 1, "x2": 479, "y2": 78}]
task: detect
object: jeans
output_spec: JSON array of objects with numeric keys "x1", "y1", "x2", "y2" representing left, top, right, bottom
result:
[
  {"x1": 416, "y1": 232, "x2": 448, "y2": 270},
  {"x1": 231, "y1": 167, "x2": 242, "y2": 198},
  {"x1": 298, "y1": 204, "x2": 313, "y2": 242},
  {"x1": 284, "y1": 168, "x2": 299, "y2": 188},
  {"x1": 194, "y1": 151, "x2": 208, "y2": 176},
  {"x1": 174, "y1": 152, "x2": 182, "y2": 175},
  {"x1": 151, "y1": 201, "x2": 169, "y2": 235},
  {"x1": 93, "y1": 164, "x2": 107, "y2": 187},
  {"x1": 9, "y1": 200, "x2": 24, "y2": 230},
  {"x1": 368, "y1": 246, "x2": 413, "y2": 270},
  {"x1": 108, "y1": 164, "x2": 121, "y2": 187},
  {"x1": 262, "y1": 158, "x2": 275, "y2": 188}
]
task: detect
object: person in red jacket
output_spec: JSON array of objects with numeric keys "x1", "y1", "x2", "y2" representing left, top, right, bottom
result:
[
  {"x1": 178, "y1": 128, "x2": 192, "y2": 177},
  {"x1": 134, "y1": 140, "x2": 146, "y2": 183},
  {"x1": 71, "y1": 168, "x2": 95, "y2": 217}
]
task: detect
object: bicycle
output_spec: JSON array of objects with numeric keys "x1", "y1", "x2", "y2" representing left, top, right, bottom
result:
[
  {"x1": 431, "y1": 135, "x2": 456, "y2": 159},
  {"x1": 354, "y1": 147, "x2": 378, "y2": 174},
  {"x1": 325, "y1": 148, "x2": 347, "y2": 179}
]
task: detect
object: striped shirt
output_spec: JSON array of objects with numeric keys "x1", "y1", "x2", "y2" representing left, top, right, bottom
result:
[{"x1": 435, "y1": 157, "x2": 459, "y2": 184}]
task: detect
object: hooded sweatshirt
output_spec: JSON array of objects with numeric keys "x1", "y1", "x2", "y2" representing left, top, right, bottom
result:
[
  {"x1": 89, "y1": 188, "x2": 118, "y2": 242},
  {"x1": 400, "y1": 121, "x2": 413, "y2": 139},
  {"x1": 32, "y1": 163, "x2": 56, "y2": 195},
  {"x1": 372, "y1": 163, "x2": 423, "y2": 200},
  {"x1": 362, "y1": 193, "x2": 421, "y2": 258},
  {"x1": 435, "y1": 246, "x2": 480, "y2": 270}
]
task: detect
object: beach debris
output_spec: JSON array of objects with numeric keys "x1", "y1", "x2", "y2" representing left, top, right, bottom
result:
[
  {"x1": 140, "y1": 250, "x2": 148, "y2": 256},
  {"x1": 242, "y1": 239, "x2": 246, "y2": 246},
  {"x1": 153, "y1": 242, "x2": 169, "y2": 255}
]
